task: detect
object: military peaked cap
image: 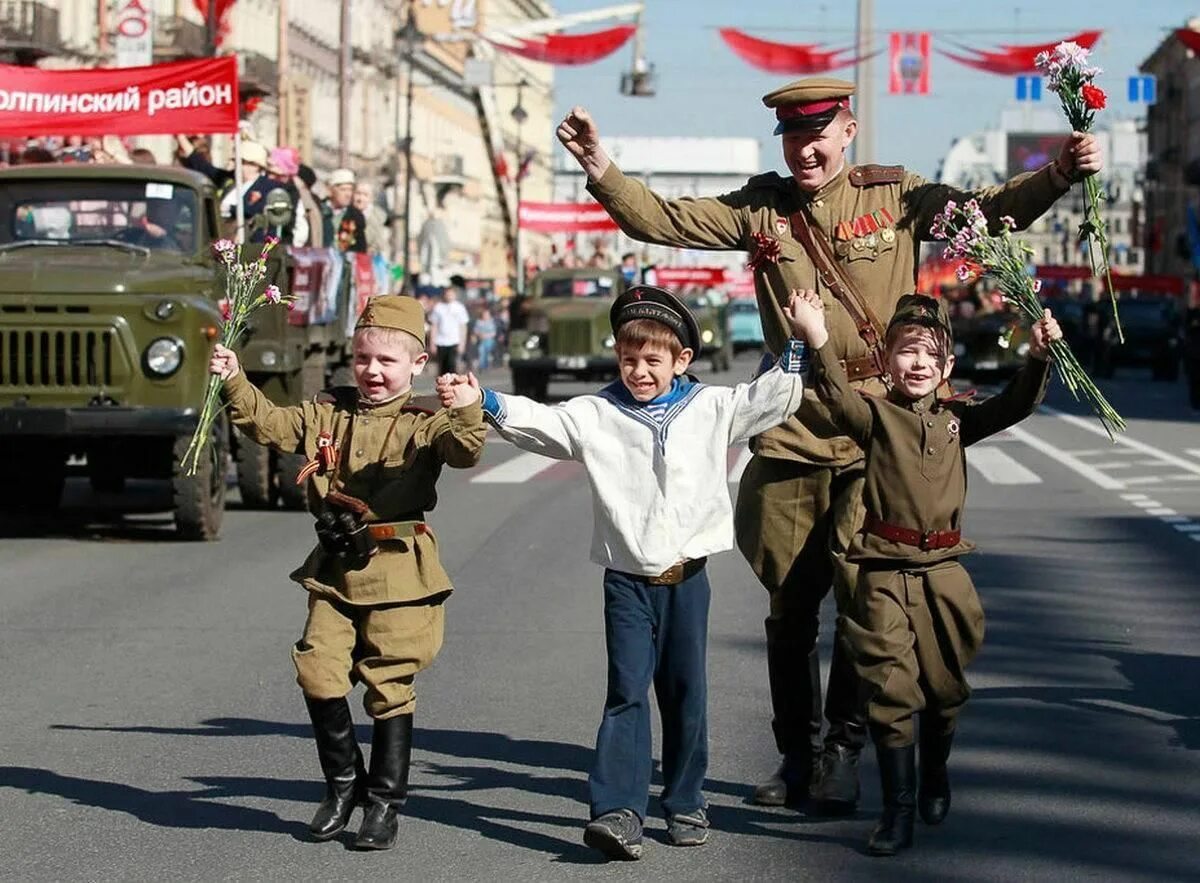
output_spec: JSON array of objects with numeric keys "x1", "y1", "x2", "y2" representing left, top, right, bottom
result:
[
  {"x1": 762, "y1": 77, "x2": 855, "y2": 136},
  {"x1": 610, "y1": 285, "x2": 702, "y2": 354}
]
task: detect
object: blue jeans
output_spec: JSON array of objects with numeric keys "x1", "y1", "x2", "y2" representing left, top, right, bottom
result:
[
  {"x1": 475, "y1": 337, "x2": 495, "y2": 371},
  {"x1": 589, "y1": 565, "x2": 711, "y2": 821}
]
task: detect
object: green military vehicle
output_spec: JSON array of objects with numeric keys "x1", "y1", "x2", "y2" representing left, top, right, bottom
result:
[
  {"x1": 0, "y1": 164, "x2": 350, "y2": 539},
  {"x1": 682, "y1": 289, "x2": 733, "y2": 373},
  {"x1": 508, "y1": 266, "x2": 628, "y2": 400}
]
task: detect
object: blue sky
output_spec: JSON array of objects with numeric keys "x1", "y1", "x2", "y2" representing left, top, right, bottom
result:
[{"x1": 549, "y1": 0, "x2": 1193, "y2": 176}]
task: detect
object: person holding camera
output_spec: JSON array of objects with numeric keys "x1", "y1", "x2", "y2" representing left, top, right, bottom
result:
[{"x1": 208, "y1": 295, "x2": 486, "y2": 851}]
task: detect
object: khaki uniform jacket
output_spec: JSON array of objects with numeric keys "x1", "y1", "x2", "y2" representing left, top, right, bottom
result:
[
  {"x1": 808, "y1": 342, "x2": 1050, "y2": 566},
  {"x1": 224, "y1": 372, "x2": 486, "y2": 605},
  {"x1": 587, "y1": 161, "x2": 1068, "y2": 466}
]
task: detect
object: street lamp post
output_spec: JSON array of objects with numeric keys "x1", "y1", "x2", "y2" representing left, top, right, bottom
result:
[
  {"x1": 511, "y1": 79, "x2": 529, "y2": 297},
  {"x1": 395, "y1": 9, "x2": 421, "y2": 292}
]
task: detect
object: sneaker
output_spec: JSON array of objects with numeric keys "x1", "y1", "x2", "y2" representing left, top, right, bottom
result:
[
  {"x1": 666, "y1": 808, "x2": 710, "y2": 847},
  {"x1": 583, "y1": 809, "x2": 644, "y2": 860}
]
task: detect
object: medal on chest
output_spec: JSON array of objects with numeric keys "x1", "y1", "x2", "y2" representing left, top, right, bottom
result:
[{"x1": 296, "y1": 431, "x2": 341, "y2": 486}]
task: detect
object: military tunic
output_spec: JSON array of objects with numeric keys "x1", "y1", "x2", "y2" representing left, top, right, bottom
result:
[
  {"x1": 806, "y1": 342, "x2": 1051, "y2": 746},
  {"x1": 223, "y1": 372, "x2": 486, "y2": 718},
  {"x1": 587, "y1": 158, "x2": 1071, "y2": 758}
]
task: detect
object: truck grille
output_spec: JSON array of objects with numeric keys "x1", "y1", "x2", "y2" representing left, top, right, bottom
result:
[
  {"x1": 0, "y1": 327, "x2": 124, "y2": 388},
  {"x1": 549, "y1": 319, "x2": 594, "y2": 356}
]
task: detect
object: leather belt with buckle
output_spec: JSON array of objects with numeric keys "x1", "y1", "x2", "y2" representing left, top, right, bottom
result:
[
  {"x1": 368, "y1": 520, "x2": 427, "y2": 541},
  {"x1": 647, "y1": 557, "x2": 707, "y2": 586},
  {"x1": 840, "y1": 353, "x2": 885, "y2": 381},
  {"x1": 863, "y1": 513, "x2": 960, "y2": 551}
]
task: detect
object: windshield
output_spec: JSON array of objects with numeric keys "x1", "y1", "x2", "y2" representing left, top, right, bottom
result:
[
  {"x1": 0, "y1": 179, "x2": 199, "y2": 253},
  {"x1": 730, "y1": 300, "x2": 759, "y2": 313},
  {"x1": 540, "y1": 275, "x2": 617, "y2": 298}
]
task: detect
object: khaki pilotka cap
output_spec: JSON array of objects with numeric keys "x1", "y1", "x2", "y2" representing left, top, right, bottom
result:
[
  {"x1": 887, "y1": 294, "x2": 954, "y2": 342},
  {"x1": 762, "y1": 77, "x2": 856, "y2": 135},
  {"x1": 356, "y1": 295, "x2": 427, "y2": 345}
]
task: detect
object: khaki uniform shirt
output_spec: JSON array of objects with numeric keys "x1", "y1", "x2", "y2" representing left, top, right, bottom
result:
[
  {"x1": 224, "y1": 373, "x2": 486, "y2": 605},
  {"x1": 808, "y1": 343, "x2": 1050, "y2": 566},
  {"x1": 587, "y1": 161, "x2": 1068, "y2": 466}
]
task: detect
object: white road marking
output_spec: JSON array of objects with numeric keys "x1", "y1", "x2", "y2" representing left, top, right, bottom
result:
[
  {"x1": 1076, "y1": 698, "x2": 1187, "y2": 723},
  {"x1": 472, "y1": 452, "x2": 562, "y2": 484},
  {"x1": 1160, "y1": 516, "x2": 1190, "y2": 524},
  {"x1": 1173, "y1": 523, "x2": 1200, "y2": 533},
  {"x1": 1048, "y1": 408, "x2": 1200, "y2": 478},
  {"x1": 1123, "y1": 474, "x2": 1200, "y2": 486},
  {"x1": 1120, "y1": 493, "x2": 1150, "y2": 501},
  {"x1": 967, "y1": 445, "x2": 1042, "y2": 484},
  {"x1": 728, "y1": 447, "x2": 753, "y2": 483},
  {"x1": 1005, "y1": 425, "x2": 1125, "y2": 490},
  {"x1": 1146, "y1": 508, "x2": 1178, "y2": 516},
  {"x1": 1187, "y1": 449, "x2": 1200, "y2": 460},
  {"x1": 1130, "y1": 500, "x2": 1162, "y2": 508}
]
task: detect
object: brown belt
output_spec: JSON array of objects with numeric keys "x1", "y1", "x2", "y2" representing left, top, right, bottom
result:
[
  {"x1": 863, "y1": 513, "x2": 960, "y2": 551},
  {"x1": 840, "y1": 354, "x2": 884, "y2": 381},
  {"x1": 368, "y1": 520, "x2": 427, "y2": 541},
  {"x1": 647, "y1": 557, "x2": 707, "y2": 586}
]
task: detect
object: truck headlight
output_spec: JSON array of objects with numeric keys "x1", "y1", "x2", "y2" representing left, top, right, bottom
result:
[
  {"x1": 701, "y1": 329, "x2": 714, "y2": 344},
  {"x1": 524, "y1": 334, "x2": 542, "y2": 351},
  {"x1": 602, "y1": 334, "x2": 615, "y2": 349},
  {"x1": 145, "y1": 337, "x2": 183, "y2": 376}
]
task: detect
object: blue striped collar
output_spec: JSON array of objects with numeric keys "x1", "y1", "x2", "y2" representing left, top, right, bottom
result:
[{"x1": 598, "y1": 376, "x2": 704, "y2": 451}]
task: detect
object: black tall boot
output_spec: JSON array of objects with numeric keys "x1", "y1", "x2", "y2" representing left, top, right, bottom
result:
[
  {"x1": 810, "y1": 639, "x2": 865, "y2": 815},
  {"x1": 355, "y1": 713, "x2": 413, "y2": 850},
  {"x1": 918, "y1": 720, "x2": 954, "y2": 825},
  {"x1": 304, "y1": 695, "x2": 366, "y2": 841},
  {"x1": 752, "y1": 630, "x2": 823, "y2": 807},
  {"x1": 867, "y1": 744, "x2": 916, "y2": 857}
]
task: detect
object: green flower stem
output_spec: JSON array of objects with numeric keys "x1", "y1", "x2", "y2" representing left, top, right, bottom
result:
[{"x1": 1082, "y1": 174, "x2": 1122, "y2": 343}]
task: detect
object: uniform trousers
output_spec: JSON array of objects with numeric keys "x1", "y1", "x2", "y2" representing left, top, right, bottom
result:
[
  {"x1": 734, "y1": 456, "x2": 867, "y2": 757},
  {"x1": 589, "y1": 566, "x2": 711, "y2": 821},
  {"x1": 839, "y1": 560, "x2": 986, "y2": 748},
  {"x1": 292, "y1": 591, "x2": 446, "y2": 720}
]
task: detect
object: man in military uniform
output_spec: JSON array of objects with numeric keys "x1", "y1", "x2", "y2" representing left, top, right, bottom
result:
[{"x1": 556, "y1": 78, "x2": 1101, "y2": 812}]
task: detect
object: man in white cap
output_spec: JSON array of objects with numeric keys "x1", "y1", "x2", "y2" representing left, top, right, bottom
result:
[
  {"x1": 325, "y1": 167, "x2": 368, "y2": 253},
  {"x1": 177, "y1": 135, "x2": 278, "y2": 242}
]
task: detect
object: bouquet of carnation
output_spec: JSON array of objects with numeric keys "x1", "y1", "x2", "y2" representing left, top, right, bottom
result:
[
  {"x1": 181, "y1": 236, "x2": 295, "y2": 475},
  {"x1": 1034, "y1": 40, "x2": 1123, "y2": 342},
  {"x1": 932, "y1": 199, "x2": 1125, "y2": 439}
]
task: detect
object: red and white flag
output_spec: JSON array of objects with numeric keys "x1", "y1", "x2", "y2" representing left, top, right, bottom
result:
[{"x1": 889, "y1": 32, "x2": 931, "y2": 95}]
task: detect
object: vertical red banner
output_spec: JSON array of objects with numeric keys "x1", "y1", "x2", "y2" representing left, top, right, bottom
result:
[{"x1": 889, "y1": 32, "x2": 931, "y2": 95}]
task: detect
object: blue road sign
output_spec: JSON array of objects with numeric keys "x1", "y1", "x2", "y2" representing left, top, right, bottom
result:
[
  {"x1": 1128, "y1": 74, "x2": 1157, "y2": 103},
  {"x1": 1015, "y1": 75, "x2": 1043, "y2": 101}
]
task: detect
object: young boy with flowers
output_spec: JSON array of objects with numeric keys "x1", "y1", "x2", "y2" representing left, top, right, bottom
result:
[
  {"x1": 437, "y1": 285, "x2": 812, "y2": 860},
  {"x1": 209, "y1": 295, "x2": 486, "y2": 850},
  {"x1": 787, "y1": 290, "x2": 1061, "y2": 857}
]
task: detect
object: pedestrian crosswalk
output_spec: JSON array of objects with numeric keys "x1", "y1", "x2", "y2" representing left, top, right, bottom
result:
[{"x1": 468, "y1": 441, "x2": 1050, "y2": 486}]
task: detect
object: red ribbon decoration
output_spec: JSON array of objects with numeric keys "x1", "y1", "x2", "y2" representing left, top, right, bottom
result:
[
  {"x1": 746, "y1": 232, "x2": 782, "y2": 272},
  {"x1": 1175, "y1": 28, "x2": 1200, "y2": 54},
  {"x1": 488, "y1": 25, "x2": 636, "y2": 66},
  {"x1": 718, "y1": 28, "x2": 878, "y2": 74},
  {"x1": 938, "y1": 30, "x2": 1102, "y2": 76}
]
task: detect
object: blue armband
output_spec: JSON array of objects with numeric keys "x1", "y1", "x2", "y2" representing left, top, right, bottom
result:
[
  {"x1": 481, "y1": 388, "x2": 506, "y2": 424},
  {"x1": 780, "y1": 339, "x2": 809, "y2": 374}
]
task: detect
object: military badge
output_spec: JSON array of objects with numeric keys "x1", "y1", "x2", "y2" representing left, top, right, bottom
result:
[
  {"x1": 881, "y1": 228, "x2": 896, "y2": 243},
  {"x1": 775, "y1": 218, "x2": 789, "y2": 236},
  {"x1": 296, "y1": 431, "x2": 340, "y2": 485},
  {"x1": 248, "y1": 190, "x2": 263, "y2": 205},
  {"x1": 948, "y1": 419, "x2": 960, "y2": 437}
]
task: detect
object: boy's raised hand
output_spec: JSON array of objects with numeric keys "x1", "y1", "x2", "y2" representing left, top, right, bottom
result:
[
  {"x1": 436, "y1": 373, "x2": 482, "y2": 409},
  {"x1": 785, "y1": 289, "x2": 829, "y2": 348},
  {"x1": 209, "y1": 343, "x2": 240, "y2": 380},
  {"x1": 1029, "y1": 308, "x2": 1063, "y2": 361}
]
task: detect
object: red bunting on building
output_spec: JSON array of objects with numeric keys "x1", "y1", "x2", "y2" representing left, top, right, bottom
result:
[
  {"x1": 0, "y1": 56, "x2": 240, "y2": 137},
  {"x1": 889, "y1": 32, "x2": 931, "y2": 94},
  {"x1": 939, "y1": 30, "x2": 1102, "y2": 76},
  {"x1": 653, "y1": 267, "x2": 728, "y2": 287},
  {"x1": 489, "y1": 25, "x2": 636, "y2": 66},
  {"x1": 517, "y1": 202, "x2": 618, "y2": 233},
  {"x1": 1174, "y1": 28, "x2": 1200, "y2": 54}
]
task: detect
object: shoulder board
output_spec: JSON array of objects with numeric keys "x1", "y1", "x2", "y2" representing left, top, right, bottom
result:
[
  {"x1": 313, "y1": 385, "x2": 358, "y2": 408},
  {"x1": 402, "y1": 394, "x2": 443, "y2": 416},
  {"x1": 848, "y1": 164, "x2": 906, "y2": 187},
  {"x1": 744, "y1": 171, "x2": 791, "y2": 191},
  {"x1": 938, "y1": 389, "x2": 977, "y2": 404}
]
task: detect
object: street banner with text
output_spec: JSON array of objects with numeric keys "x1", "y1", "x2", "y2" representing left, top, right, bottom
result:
[
  {"x1": 0, "y1": 57, "x2": 239, "y2": 137},
  {"x1": 518, "y1": 202, "x2": 619, "y2": 233}
]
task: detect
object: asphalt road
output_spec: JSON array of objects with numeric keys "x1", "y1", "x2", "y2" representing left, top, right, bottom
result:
[{"x1": 2, "y1": 353, "x2": 1198, "y2": 882}]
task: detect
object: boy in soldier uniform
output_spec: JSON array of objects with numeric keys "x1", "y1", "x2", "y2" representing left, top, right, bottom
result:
[
  {"x1": 208, "y1": 295, "x2": 485, "y2": 850},
  {"x1": 787, "y1": 290, "x2": 1061, "y2": 856},
  {"x1": 436, "y1": 286, "x2": 811, "y2": 860}
]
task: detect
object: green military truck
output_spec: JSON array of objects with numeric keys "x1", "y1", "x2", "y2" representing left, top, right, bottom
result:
[
  {"x1": 0, "y1": 164, "x2": 351, "y2": 539},
  {"x1": 507, "y1": 266, "x2": 628, "y2": 401}
]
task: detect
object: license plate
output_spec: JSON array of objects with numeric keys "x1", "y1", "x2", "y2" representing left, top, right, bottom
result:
[{"x1": 556, "y1": 356, "x2": 587, "y2": 370}]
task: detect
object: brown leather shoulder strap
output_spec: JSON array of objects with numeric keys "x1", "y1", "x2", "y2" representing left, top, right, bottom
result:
[
  {"x1": 789, "y1": 206, "x2": 889, "y2": 378},
  {"x1": 848, "y1": 164, "x2": 906, "y2": 187}
]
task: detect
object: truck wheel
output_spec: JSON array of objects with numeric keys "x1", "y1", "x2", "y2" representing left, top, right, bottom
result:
[
  {"x1": 512, "y1": 367, "x2": 548, "y2": 401},
  {"x1": 235, "y1": 432, "x2": 276, "y2": 509},
  {"x1": 276, "y1": 452, "x2": 309, "y2": 510},
  {"x1": 173, "y1": 417, "x2": 227, "y2": 541}
]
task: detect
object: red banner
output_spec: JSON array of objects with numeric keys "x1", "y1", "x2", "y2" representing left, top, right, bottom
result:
[
  {"x1": 889, "y1": 32, "x2": 930, "y2": 94},
  {"x1": 717, "y1": 29, "x2": 875, "y2": 75},
  {"x1": 518, "y1": 201, "x2": 618, "y2": 233},
  {"x1": 653, "y1": 267, "x2": 728, "y2": 287},
  {"x1": 490, "y1": 25, "x2": 636, "y2": 66},
  {"x1": 0, "y1": 57, "x2": 240, "y2": 137},
  {"x1": 939, "y1": 30, "x2": 1101, "y2": 76}
]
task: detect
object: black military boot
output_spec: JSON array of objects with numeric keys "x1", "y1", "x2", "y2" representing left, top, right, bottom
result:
[
  {"x1": 867, "y1": 744, "x2": 916, "y2": 857},
  {"x1": 918, "y1": 721, "x2": 954, "y2": 825},
  {"x1": 304, "y1": 695, "x2": 366, "y2": 841},
  {"x1": 354, "y1": 713, "x2": 413, "y2": 850},
  {"x1": 810, "y1": 640, "x2": 865, "y2": 815},
  {"x1": 752, "y1": 637, "x2": 823, "y2": 807}
]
